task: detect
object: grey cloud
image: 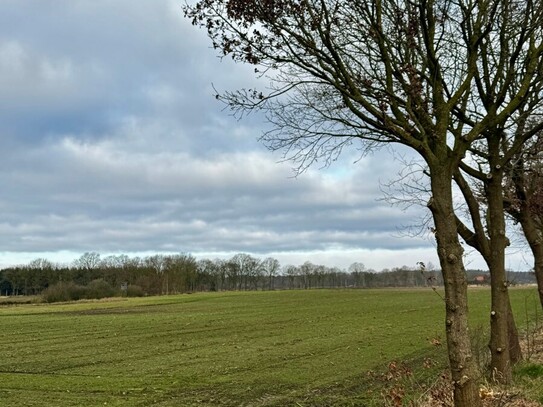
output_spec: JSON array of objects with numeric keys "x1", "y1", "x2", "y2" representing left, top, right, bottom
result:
[
  {"x1": 0, "y1": 0, "x2": 259, "y2": 151},
  {"x1": 0, "y1": 1, "x2": 436, "y2": 266},
  {"x1": 0, "y1": 127, "x2": 429, "y2": 254}
]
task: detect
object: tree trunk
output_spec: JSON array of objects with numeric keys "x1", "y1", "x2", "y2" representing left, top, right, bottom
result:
[
  {"x1": 528, "y1": 233, "x2": 543, "y2": 310},
  {"x1": 428, "y1": 169, "x2": 482, "y2": 407},
  {"x1": 454, "y1": 167, "x2": 521, "y2": 366},
  {"x1": 517, "y1": 211, "x2": 543, "y2": 310},
  {"x1": 486, "y1": 146, "x2": 513, "y2": 383},
  {"x1": 532, "y1": 244, "x2": 543, "y2": 310}
]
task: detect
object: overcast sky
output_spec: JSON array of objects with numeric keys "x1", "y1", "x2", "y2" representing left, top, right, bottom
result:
[{"x1": 0, "y1": 1, "x2": 532, "y2": 271}]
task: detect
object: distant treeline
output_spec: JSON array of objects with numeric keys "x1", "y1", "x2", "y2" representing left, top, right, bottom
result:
[{"x1": 0, "y1": 252, "x2": 536, "y2": 297}]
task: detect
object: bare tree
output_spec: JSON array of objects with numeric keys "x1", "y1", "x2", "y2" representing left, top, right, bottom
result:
[
  {"x1": 73, "y1": 252, "x2": 101, "y2": 271},
  {"x1": 197, "y1": 258, "x2": 224, "y2": 291},
  {"x1": 455, "y1": 163, "x2": 523, "y2": 371},
  {"x1": 382, "y1": 139, "x2": 530, "y2": 369},
  {"x1": 185, "y1": 1, "x2": 543, "y2": 404},
  {"x1": 230, "y1": 253, "x2": 260, "y2": 290},
  {"x1": 261, "y1": 257, "x2": 280, "y2": 289},
  {"x1": 348, "y1": 262, "x2": 367, "y2": 288},
  {"x1": 283, "y1": 264, "x2": 299, "y2": 289},
  {"x1": 145, "y1": 254, "x2": 168, "y2": 294}
]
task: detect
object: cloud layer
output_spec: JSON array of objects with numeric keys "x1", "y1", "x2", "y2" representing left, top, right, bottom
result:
[{"x1": 1, "y1": 1, "x2": 528, "y2": 271}]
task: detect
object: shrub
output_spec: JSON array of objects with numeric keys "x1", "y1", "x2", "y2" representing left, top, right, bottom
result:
[
  {"x1": 126, "y1": 285, "x2": 144, "y2": 297},
  {"x1": 85, "y1": 279, "x2": 117, "y2": 299},
  {"x1": 41, "y1": 282, "x2": 86, "y2": 303},
  {"x1": 42, "y1": 280, "x2": 119, "y2": 303}
]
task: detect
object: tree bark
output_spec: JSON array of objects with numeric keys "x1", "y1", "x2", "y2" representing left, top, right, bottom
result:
[
  {"x1": 525, "y1": 226, "x2": 543, "y2": 310},
  {"x1": 429, "y1": 168, "x2": 482, "y2": 407},
  {"x1": 486, "y1": 139, "x2": 513, "y2": 383},
  {"x1": 455, "y1": 167, "x2": 522, "y2": 367},
  {"x1": 516, "y1": 206, "x2": 543, "y2": 310}
]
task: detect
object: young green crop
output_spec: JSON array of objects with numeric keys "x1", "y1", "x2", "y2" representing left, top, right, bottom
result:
[{"x1": 0, "y1": 287, "x2": 540, "y2": 406}]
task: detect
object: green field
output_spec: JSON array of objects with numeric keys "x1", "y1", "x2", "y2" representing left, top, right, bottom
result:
[{"x1": 0, "y1": 288, "x2": 540, "y2": 406}]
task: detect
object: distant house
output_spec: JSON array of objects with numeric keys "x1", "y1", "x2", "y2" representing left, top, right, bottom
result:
[{"x1": 474, "y1": 275, "x2": 487, "y2": 284}]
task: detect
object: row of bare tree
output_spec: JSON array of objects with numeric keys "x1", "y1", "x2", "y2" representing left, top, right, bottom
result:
[
  {"x1": 3, "y1": 253, "x2": 534, "y2": 297},
  {"x1": 0, "y1": 254, "x2": 431, "y2": 296},
  {"x1": 184, "y1": 1, "x2": 543, "y2": 405}
]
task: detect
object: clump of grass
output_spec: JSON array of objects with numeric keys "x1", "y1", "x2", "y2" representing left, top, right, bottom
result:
[{"x1": 516, "y1": 363, "x2": 543, "y2": 379}]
